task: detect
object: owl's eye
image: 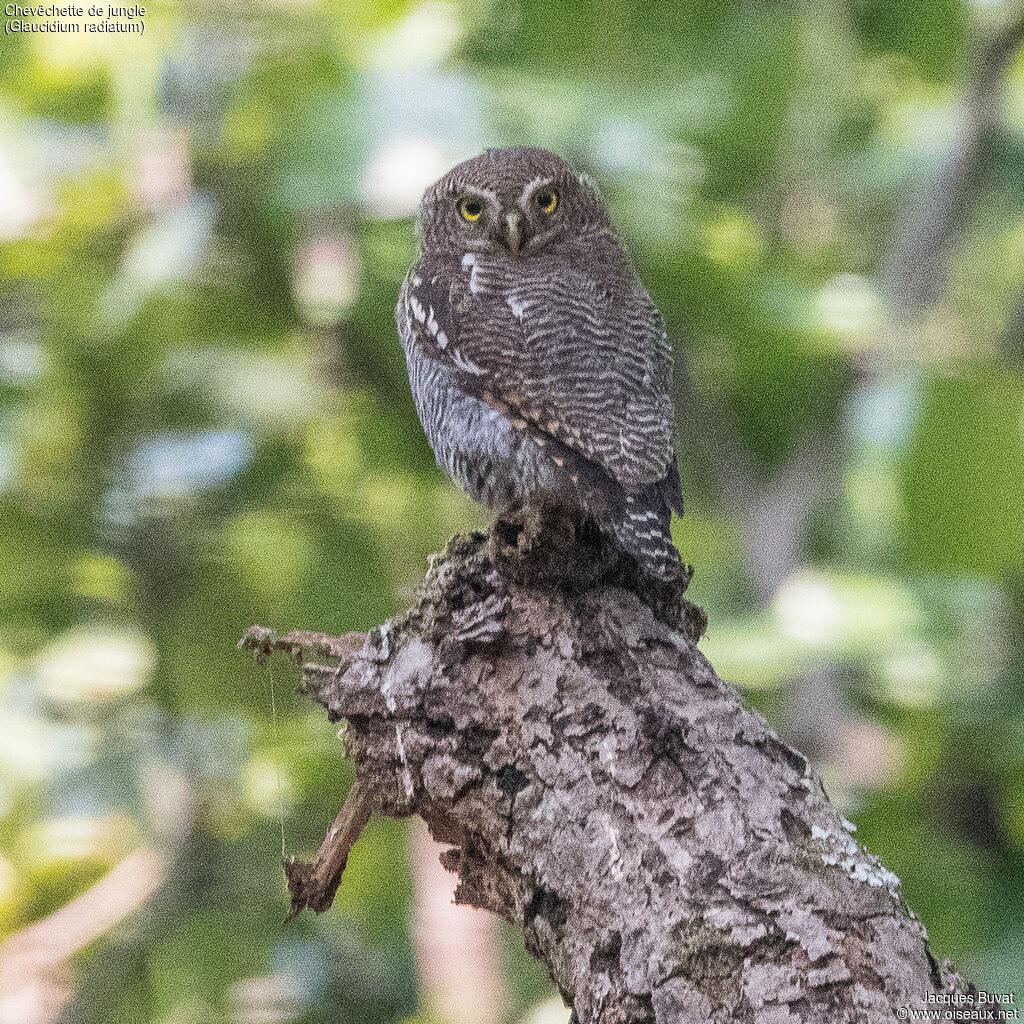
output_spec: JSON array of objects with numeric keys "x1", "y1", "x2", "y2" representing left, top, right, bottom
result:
[
  {"x1": 535, "y1": 189, "x2": 558, "y2": 214},
  {"x1": 459, "y1": 198, "x2": 483, "y2": 221}
]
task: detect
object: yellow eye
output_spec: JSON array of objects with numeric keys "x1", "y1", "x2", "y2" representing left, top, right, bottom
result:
[
  {"x1": 536, "y1": 189, "x2": 558, "y2": 214},
  {"x1": 459, "y1": 198, "x2": 483, "y2": 221}
]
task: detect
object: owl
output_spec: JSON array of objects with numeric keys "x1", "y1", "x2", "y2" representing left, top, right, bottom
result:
[{"x1": 396, "y1": 146, "x2": 685, "y2": 581}]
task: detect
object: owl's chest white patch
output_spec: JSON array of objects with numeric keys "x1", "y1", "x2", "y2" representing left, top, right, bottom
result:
[
  {"x1": 506, "y1": 294, "x2": 531, "y2": 321},
  {"x1": 461, "y1": 251, "x2": 484, "y2": 295}
]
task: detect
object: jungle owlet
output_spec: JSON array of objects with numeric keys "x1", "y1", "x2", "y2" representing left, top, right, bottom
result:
[{"x1": 396, "y1": 146, "x2": 685, "y2": 580}]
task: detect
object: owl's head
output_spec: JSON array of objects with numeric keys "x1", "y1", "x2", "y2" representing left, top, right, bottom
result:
[{"x1": 418, "y1": 147, "x2": 612, "y2": 258}]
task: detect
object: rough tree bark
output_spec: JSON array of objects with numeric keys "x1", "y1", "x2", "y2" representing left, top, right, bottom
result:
[{"x1": 240, "y1": 514, "x2": 1002, "y2": 1024}]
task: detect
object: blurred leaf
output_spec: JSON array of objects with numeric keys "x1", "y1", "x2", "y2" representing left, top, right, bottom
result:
[
  {"x1": 852, "y1": 0, "x2": 968, "y2": 81},
  {"x1": 901, "y1": 368, "x2": 1024, "y2": 577}
]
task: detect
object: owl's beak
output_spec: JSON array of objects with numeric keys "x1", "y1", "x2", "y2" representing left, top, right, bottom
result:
[{"x1": 503, "y1": 211, "x2": 522, "y2": 257}]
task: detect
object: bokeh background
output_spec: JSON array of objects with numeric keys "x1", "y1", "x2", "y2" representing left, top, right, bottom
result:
[{"x1": 2, "y1": 0, "x2": 1024, "y2": 1021}]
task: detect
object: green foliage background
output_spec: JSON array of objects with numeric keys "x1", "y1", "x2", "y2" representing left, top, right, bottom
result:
[{"x1": 1, "y1": 0, "x2": 1023, "y2": 1020}]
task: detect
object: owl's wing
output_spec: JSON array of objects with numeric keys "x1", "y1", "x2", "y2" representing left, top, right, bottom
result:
[
  {"x1": 401, "y1": 252, "x2": 679, "y2": 499},
  {"x1": 509, "y1": 256, "x2": 677, "y2": 493}
]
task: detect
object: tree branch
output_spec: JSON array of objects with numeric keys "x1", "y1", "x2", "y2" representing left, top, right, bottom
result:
[
  {"x1": 283, "y1": 778, "x2": 374, "y2": 920},
  {"x1": 240, "y1": 518, "x2": 1000, "y2": 1023},
  {"x1": 881, "y1": 9, "x2": 1024, "y2": 314}
]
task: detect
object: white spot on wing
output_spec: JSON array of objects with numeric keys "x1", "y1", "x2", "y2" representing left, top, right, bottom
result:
[
  {"x1": 436, "y1": 329, "x2": 448, "y2": 349},
  {"x1": 452, "y1": 349, "x2": 483, "y2": 374}
]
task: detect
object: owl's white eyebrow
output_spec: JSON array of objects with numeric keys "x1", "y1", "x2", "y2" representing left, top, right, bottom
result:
[
  {"x1": 517, "y1": 176, "x2": 553, "y2": 207},
  {"x1": 460, "y1": 185, "x2": 498, "y2": 203}
]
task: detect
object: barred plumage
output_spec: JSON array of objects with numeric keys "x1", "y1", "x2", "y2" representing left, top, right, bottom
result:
[{"x1": 396, "y1": 147, "x2": 685, "y2": 580}]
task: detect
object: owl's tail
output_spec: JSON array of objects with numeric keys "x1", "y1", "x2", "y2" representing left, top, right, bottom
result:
[
  {"x1": 538, "y1": 434, "x2": 686, "y2": 582},
  {"x1": 608, "y1": 488, "x2": 686, "y2": 582}
]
